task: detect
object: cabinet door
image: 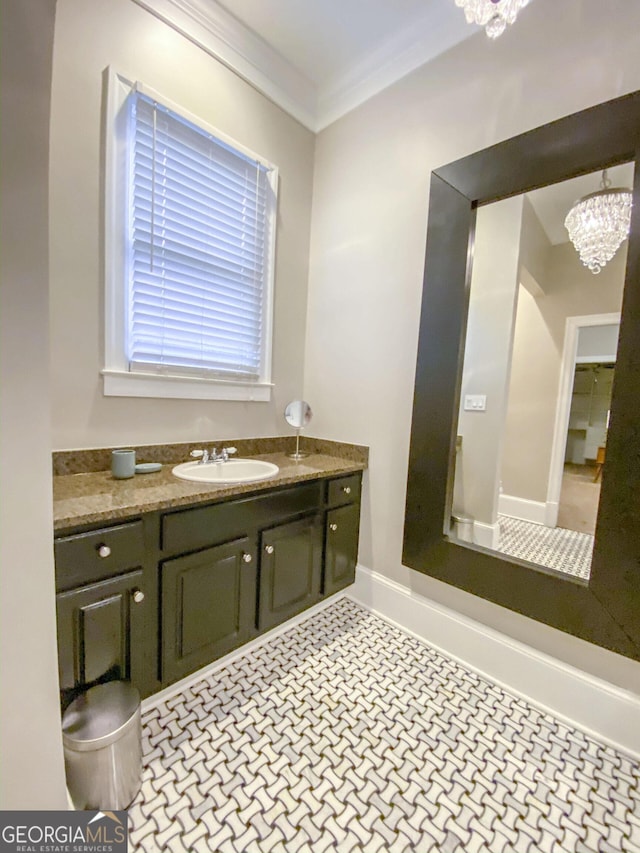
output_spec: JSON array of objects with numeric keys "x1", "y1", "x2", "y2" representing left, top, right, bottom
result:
[
  {"x1": 324, "y1": 503, "x2": 360, "y2": 596},
  {"x1": 259, "y1": 515, "x2": 322, "y2": 631},
  {"x1": 161, "y1": 537, "x2": 255, "y2": 683},
  {"x1": 56, "y1": 570, "x2": 145, "y2": 706}
]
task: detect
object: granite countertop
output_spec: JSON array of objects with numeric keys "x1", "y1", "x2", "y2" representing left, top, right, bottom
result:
[{"x1": 53, "y1": 446, "x2": 367, "y2": 532}]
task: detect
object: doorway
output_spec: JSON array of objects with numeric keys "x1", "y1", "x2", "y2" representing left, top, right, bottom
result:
[
  {"x1": 546, "y1": 314, "x2": 620, "y2": 530},
  {"x1": 559, "y1": 362, "x2": 615, "y2": 534}
]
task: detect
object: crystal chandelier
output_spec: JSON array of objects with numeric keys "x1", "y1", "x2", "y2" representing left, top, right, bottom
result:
[
  {"x1": 454, "y1": 0, "x2": 530, "y2": 38},
  {"x1": 564, "y1": 171, "x2": 633, "y2": 275}
]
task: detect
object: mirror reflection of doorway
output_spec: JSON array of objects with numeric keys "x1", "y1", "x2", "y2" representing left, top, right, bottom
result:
[
  {"x1": 560, "y1": 361, "x2": 615, "y2": 536},
  {"x1": 450, "y1": 163, "x2": 630, "y2": 582}
]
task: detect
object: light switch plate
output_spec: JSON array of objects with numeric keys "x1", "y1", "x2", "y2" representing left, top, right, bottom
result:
[{"x1": 464, "y1": 394, "x2": 487, "y2": 412}]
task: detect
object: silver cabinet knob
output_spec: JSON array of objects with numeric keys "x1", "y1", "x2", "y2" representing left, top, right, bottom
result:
[
  {"x1": 132, "y1": 589, "x2": 145, "y2": 604},
  {"x1": 265, "y1": 544, "x2": 274, "y2": 555},
  {"x1": 342, "y1": 486, "x2": 352, "y2": 495},
  {"x1": 329, "y1": 523, "x2": 338, "y2": 532},
  {"x1": 242, "y1": 553, "x2": 252, "y2": 563},
  {"x1": 97, "y1": 544, "x2": 111, "y2": 558}
]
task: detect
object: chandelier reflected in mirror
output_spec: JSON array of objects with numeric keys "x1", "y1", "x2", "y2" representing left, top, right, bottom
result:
[
  {"x1": 454, "y1": 0, "x2": 530, "y2": 38},
  {"x1": 564, "y1": 170, "x2": 633, "y2": 275}
]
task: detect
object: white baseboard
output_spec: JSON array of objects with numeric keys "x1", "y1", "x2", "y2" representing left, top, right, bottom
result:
[
  {"x1": 499, "y1": 493, "x2": 556, "y2": 526},
  {"x1": 545, "y1": 500, "x2": 559, "y2": 527},
  {"x1": 349, "y1": 564, "x2": 640, "y2": 759},
  {"x1": 473, "y1": 520, "x2": 500, "y2": 549}
]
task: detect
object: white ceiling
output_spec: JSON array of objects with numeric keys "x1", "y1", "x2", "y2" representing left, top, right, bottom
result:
[
  {"x1": 134, "y1": 0, "x2": 484, "y2": 130},
  {"x1": 214, "y1": 0, "x2": 465, "y2": 90}
]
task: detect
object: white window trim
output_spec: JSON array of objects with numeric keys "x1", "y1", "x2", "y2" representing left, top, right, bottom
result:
[{"x1": 103, "y1": 67, "x2": 277, "y2": 401}]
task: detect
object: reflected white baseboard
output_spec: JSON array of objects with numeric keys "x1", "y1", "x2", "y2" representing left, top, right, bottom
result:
[
  {"x1": 546, "y1": 500, "x2": 559, "y2": 527},
  {"x1": 349, "y1": 564, "x2": 640, "y2": 759},
  {"x1": 473, "y1": 520, "x2": 500, "y2": 549},
  {"x1": 499, "y1": 493, "x2": 557, "y2": 526}
]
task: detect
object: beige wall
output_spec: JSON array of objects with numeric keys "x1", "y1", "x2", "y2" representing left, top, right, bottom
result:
[
  {"x1": 49, "y1": 0, "x2": 316, "y2": 450},
  {"x1": 454, "y1": 197, "x2": 523, "y2": 532},
  {"x1": 0, "y1": 0, "x2": 67, "y2": 808},
  {"x1": 502, "y1": 241, "x2": 626, "y2": 503},
  {"x1": 304, "y1": 0, "x2": 640, "y2": 687},
  {"x1": 500, "y1": 199, "x2": 554, "y2": 503},
  {"x1": 501, "y1": 285, "x2": 558, "y2": 503},
  {"x1": 519, "y1": 196, "x2": 551, "y2": 296}
]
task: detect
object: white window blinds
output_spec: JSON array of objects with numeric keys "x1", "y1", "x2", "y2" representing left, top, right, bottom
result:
[{"x1": 126, "y1": 92, "x2": 276, "y2": 381}]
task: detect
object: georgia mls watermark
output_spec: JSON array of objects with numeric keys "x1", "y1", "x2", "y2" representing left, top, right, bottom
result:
[{"x1": 0, "y1": 811, "x2": 128, "y2": 853}]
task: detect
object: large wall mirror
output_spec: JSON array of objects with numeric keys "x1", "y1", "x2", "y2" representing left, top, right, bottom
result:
[{"x1": 403, "y1": 92, "x2": 640, "y2": 660}]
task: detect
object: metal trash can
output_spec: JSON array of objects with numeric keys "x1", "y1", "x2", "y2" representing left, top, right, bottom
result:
[
  {"x1": 62, "y1": 681, "x2": 142, "y2": 810},
  {"x1": 452, "y1": 513, "x2": 474, "y2": 543}
]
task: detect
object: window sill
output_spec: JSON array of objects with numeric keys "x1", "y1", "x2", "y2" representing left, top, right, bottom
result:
[{"x1": 102, "y1": 369, "x2": 272, "y2": 401}]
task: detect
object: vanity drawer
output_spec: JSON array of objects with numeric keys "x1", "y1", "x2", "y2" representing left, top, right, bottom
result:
[
  {"x1": 326, "y1": 473, "x2": 361, "y2": 507},
  {"x1": 162, "y1": 481, "x2": 323, "y2": 556},
  {"x1": 55, "y1": 521, "x2": 145, "y2": 592}
]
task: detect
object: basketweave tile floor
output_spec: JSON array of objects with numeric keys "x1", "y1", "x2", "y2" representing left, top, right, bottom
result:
[
  {"x1": 128, "y1": 598, "x2": 640, "y2": 853},
  {"x1": 498, "y1": 515, "x2": 594, "y2": 581}
]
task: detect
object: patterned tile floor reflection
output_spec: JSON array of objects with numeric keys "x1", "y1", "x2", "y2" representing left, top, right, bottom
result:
[
  {"x1": 128, "y1": 598, "x2": 639, "y2": 852},
  {"x1": 498, "y1": 515, "x2": 594, "y2": 580}
]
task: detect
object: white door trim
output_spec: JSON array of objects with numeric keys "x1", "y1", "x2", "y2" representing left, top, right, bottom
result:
[{"x1": 545, "y1": 312, "x2": 620, "y2": 526}]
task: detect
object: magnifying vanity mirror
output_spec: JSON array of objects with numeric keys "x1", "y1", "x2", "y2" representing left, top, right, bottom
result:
[
  {"x1": 284, "y1": 400, "x2": 313, "y2": 460},
  {"x1": 403, "y1": 92, "x2": 640, "y2": 660}
]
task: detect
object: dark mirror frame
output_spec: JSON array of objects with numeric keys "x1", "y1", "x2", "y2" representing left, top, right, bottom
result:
[{"x1": 403, "y1": 91, "x2": 640, "y2": 661}]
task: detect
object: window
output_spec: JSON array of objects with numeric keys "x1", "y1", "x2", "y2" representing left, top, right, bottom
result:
[{"x1": 104, "y1": 70, "x2": 278, "y2": 400}]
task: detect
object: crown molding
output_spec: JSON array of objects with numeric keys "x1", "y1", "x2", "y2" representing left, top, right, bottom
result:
[
  {"x1": 316, "y1": 5, "x2": 471, "y2": 131},
  {"x1": 130, "y1": 0, "x2": 319, "y2": 130},
  {"x1": 130, "y1": 0, "x2": 475, "y2": 133}
]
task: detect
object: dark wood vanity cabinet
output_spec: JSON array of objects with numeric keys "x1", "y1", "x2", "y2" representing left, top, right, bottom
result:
[
  {"x1": 54, "y1": 472, "x2": 362, "y2": 701},
  {"x1": 258, "y1": 514, "x2": 323, "y2": 631},
  {"x1": 56, "y1": 572, "x2": 146, "y2": 705},
  {"x1": 323, "y1": 473, "x2": 361, "y2": 596},
  {"x1": 324, "y1": 503, "x2": 360, "y2": 596},
  {"x1": 54, "y1": 521, "x2": 150, "y2": 707},
  {"x1": 161, "y1": 537, "x2": 256, "y2": 683}
]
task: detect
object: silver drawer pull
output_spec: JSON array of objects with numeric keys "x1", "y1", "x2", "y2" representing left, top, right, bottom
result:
[
  {"x1": 330, "y1": 523, "x2": 338, "y2": 532},
  {"x1": 132, "y1": 589, "x2": 145, "y2": 604},
  {"x1": 265, "y1": 544, "x2": 274, "y2": 555},
  {"x1": 242, "y1": 553, "x2": 252, "y2": 563},
  {"x1": 97, "y1": 544, "x2": 111, "y2": 558},
  {"x1": 342, "y1": 486, "x2": 352, "y2": 495}
]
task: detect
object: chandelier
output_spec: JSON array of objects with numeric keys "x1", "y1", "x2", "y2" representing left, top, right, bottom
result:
[
  {"x1": 454, "y1": 0, "x2": 530, "y2": 38},
  {"x1": 564, "y1": 171, "x2": 633, "y2": 275}
]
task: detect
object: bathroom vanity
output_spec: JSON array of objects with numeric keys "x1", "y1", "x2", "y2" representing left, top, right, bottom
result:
[{"x1": 52, "y1": 441, "x2": 366, "y2": 707}]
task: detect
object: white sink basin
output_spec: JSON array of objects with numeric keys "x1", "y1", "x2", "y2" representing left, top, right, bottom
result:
[{"x1": 172, "y1": 458, "x2": 280, "y2": 485}]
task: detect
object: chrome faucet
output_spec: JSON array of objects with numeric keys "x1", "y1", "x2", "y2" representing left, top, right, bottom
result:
[
  {"x1": 190, "y1": 446, "x2": 237, "y2": 464},
  {"x1": 211, "y1": 446, "x2": 237, "y2": 463}
]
